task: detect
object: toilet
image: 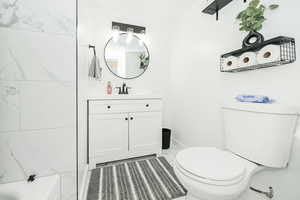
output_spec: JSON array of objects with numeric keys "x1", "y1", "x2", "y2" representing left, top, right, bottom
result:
[{"x1": 174, "y1": 102, "x2": 299, "y2": 200}]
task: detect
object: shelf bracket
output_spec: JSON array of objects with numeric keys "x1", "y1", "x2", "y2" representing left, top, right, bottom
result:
[{"x1": 216, "y1": 6, "x2": 219, "y2": 21}]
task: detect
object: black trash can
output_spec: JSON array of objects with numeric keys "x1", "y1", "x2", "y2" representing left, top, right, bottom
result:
[{"x1": 162, "y1": 128, "x2": 171, "y2": 149}]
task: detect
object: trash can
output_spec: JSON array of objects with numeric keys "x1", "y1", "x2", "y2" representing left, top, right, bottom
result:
[{"x1": 162, "y1": 128, "x2": 171, "y2": 149}]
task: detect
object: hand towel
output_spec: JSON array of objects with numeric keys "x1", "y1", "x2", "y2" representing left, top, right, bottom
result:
[
  {"x1": 88, "y1": 56, "x2": 102, "y2": 81},
  {"x1": 236, "y1": 95, "x2": 272, "y2": 103}
]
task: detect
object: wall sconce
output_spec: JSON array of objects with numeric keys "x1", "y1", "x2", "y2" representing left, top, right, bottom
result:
[{"x1": 112, "y1": 25, "x2": 120, "y2": 43}]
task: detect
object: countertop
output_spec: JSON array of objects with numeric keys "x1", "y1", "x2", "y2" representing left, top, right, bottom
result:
[{"x1": 84, "y1": 93, "x2": 162, "y2": 101}]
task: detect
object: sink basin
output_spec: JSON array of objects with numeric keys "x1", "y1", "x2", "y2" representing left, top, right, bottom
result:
[{"x1": 0, "y1": 193, "x2": 19, "y2": 200}]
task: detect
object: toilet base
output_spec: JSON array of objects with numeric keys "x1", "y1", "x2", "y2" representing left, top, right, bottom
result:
[{"x1": 174, "y1": 164, "x2": 251, "y2": 200}]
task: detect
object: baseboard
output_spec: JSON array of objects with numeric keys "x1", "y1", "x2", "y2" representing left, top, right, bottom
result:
[
  {"x1": 172, "y1": 138, "x2": 188, "y2": 149},
  {"x1": 79, "y1": 164, "x2": 89, "y2": 200}
]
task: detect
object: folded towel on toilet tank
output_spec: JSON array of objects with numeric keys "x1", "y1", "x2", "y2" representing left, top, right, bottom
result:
[{"x1": 235, "y1": 95, "x2": 273, "y2": 103}]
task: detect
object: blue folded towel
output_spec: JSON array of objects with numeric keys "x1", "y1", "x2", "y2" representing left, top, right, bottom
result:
[{"x1": 236, "y1": 95, "x2": 272, "y2": 103}]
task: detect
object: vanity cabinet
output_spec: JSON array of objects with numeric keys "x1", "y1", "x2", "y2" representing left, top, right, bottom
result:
[{"x1": 88, "y1": 99, "x2": 162, "y2": 169}]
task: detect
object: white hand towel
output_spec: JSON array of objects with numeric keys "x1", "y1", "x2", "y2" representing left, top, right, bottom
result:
[
  {"x1": 223, "y1": 56, "x2": 239, "y2": 70},
  {"x1": 239, "y1": 52, "x2": 257, "y2": 67},
  {"x1": 257, "y1": 45, "x2": 281, "y2": 64},
  {"x1": 88, "y1": 56, "x2": 102, "y2": 81}
]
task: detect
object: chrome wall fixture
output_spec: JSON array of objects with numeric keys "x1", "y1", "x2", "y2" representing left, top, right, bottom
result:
[{"x1": 250, "y1": 186, "x2": 274, "y2": 199}]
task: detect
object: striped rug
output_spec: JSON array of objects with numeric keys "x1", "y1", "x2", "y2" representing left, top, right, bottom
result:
[{"x1": 87, "y1": 156, "x2": 187, "y2": 200}]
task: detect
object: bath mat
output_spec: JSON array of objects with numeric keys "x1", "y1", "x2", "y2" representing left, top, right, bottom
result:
[{"x1": 87, "y1": 156, "x2": 187, "y2": 200}]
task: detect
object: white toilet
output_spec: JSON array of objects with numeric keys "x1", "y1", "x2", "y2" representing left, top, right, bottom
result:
[{"x1": 174, "y1": 102, "x2": 299, "y2": 200}]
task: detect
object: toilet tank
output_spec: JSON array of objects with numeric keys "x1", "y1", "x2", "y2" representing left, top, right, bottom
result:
[{"x1": 222, "y1": 102, "x2": 299, "y2": 168}]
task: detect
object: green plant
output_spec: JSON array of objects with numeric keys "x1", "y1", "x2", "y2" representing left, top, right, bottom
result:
[
  {"x1": 236, "y1": 0, "x2": 279, "y2": 32},
  {"x1": 139, "y1": 53, "x2": 149, "y2": 69}
]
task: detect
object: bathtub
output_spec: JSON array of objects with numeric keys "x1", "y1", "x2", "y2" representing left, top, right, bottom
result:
[{"x1": 0, "y1": 175, "x2": 60, "y2": 200}]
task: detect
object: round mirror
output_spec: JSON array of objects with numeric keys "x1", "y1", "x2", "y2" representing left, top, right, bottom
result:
[{"x1": 104, "y1": 33, "x2": 150, "y2": 79}]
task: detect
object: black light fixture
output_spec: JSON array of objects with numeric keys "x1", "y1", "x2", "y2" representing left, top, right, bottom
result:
[{"x1": 112, "y1": 22, "x2": 146, "y2": 34}]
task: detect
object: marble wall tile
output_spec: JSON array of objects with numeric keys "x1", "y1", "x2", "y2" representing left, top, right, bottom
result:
[
  {"x1": 0, "y1": 81, "x2": 20, "y2": 132},
  {"x1": 0, "y1": 29, "x2": 76, "y2": 82},
  {"x1": 0, "y1": 0, "x2": 76, "y2": 35},
  {"x1": 0, "y1": 139, "x2": 24, "y2": 183},
  {"x1": 0, "y1": 127, "x2": 76, "y2": 182},
  {"x1": 20, "y1": 81, "x2": 75, "y2": 130},
  {"x1": 0, "y1": 0, "x2": 77, "y2": 199}
]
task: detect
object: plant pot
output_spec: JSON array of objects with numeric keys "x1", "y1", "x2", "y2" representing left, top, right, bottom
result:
[{"x1": 242, "y1": 30, "x2": 264, "y2": 48}]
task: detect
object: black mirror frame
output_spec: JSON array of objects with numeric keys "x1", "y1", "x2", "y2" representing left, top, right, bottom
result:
[{"x1": 104, "y1": 33, "x2": 150, "y2": 80}]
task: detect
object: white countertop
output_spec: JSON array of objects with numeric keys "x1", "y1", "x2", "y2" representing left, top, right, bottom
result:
[{"x1": 84, "y1": 93, "x2": 162, "y2": 101}]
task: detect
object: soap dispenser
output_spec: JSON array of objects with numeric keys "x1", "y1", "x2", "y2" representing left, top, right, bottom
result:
[{"x1": 107, "y1": 81, "x2": 112, "y2": 95}]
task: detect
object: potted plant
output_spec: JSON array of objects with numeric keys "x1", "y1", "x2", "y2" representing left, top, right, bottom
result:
[{"x1": 236, "y1": 0, "x2": 279, "y2": 48}]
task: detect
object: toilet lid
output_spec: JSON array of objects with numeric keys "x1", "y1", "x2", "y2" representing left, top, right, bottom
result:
[{"x1": 176, "y1": 147, "x2": 246, "y2": 182}]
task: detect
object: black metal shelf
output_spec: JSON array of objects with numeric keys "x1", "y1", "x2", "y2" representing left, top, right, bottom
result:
[
  {"x1": 220, "y1": 36, "x2": 296, "y2": 73},
  {"x1": 222, "y1": 36, "x2": 295, "y2": 58},
  {"x1": 202, "y1": 0, "x2": 233, "y2": 20},
  {"x1": 202, "y1": 0, "x2": 233, "y2": 14}
]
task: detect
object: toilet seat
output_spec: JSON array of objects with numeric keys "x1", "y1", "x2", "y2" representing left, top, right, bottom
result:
[{"x1": 175, "y1": 147, "x2": 247, "y2": 186}]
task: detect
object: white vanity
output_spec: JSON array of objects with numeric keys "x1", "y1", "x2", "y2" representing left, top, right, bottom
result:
[{"x1": 87, "y1": 95, "x2": 162, "y2": 169}]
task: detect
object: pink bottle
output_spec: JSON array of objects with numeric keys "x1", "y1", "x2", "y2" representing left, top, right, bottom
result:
[{"x1": 107, "y1": 81, "x2": 112, "y2": 95}]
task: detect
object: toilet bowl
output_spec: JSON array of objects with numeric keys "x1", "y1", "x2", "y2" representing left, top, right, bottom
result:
[
  {"x1": 173, "y1": 102, "x2": 299, "y2": 200},
  {"x1": 174, "y1": 147, "x2": 265, "y2": 200}
]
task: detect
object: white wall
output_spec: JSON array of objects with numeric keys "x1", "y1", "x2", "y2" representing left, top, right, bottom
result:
[
  {"x1": 79, "y1": 0, "x2": 178, "y2": 96},
  {"x1": 77, "y1": 0, "x2": 196, "y2": 185},
  {"x1": 167, "y1": 1, "x2": 224, "y2": 147},
  {"x1": 167, "y1": 0, "x2": 300, "y2": 199}
]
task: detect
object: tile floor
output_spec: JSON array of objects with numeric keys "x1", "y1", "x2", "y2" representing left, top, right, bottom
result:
[{"x1": 160, "y1": 141, "x2": 183, "y2": 165}]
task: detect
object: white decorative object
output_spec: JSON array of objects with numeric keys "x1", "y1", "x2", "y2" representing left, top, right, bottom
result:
[
  {"x1": 222, "y1": 56, "x2": 239, "y2": 70},
  {"x1": 257, "y1": 45, "x2": 281, "y2": 64},
  {"x1": 238, "y1": 52, "x2": 257, "y2": 67},
  {"x1": 88, "y1": 98, "x2": 162, "y2": 169}
]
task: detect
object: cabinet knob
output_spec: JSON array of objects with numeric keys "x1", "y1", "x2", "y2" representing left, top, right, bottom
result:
[
  {"x1": 107, "y1": 105, "x2": 111, "y2": 109},
  {"x1": 146, "y1": 104, "x2": 149, "y2": 107},
  {"x1": 125, "y1": 117, "x2": 128, "y2": 121},
  {"x1": 130, "y1": 117, "x2": 133, "y2": 120}
]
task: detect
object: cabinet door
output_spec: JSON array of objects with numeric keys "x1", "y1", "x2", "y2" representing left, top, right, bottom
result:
[
  {"x1": 89, "y1": 113, "x2": 129, "y2": 166},
  {"x1": 129, "y1": 112, "x2": 162, "y2": 156}
]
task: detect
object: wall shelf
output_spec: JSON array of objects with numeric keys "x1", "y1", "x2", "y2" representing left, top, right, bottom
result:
[
  {"x1": 202, "y1": 0, "x2": 233, "y2": 14},
  {"x1": 202, "y1": 0, "x2": 233, "y2": 20},
  {"x1": 220, "y1": 36, "x2": 296, "y2": 73}
]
